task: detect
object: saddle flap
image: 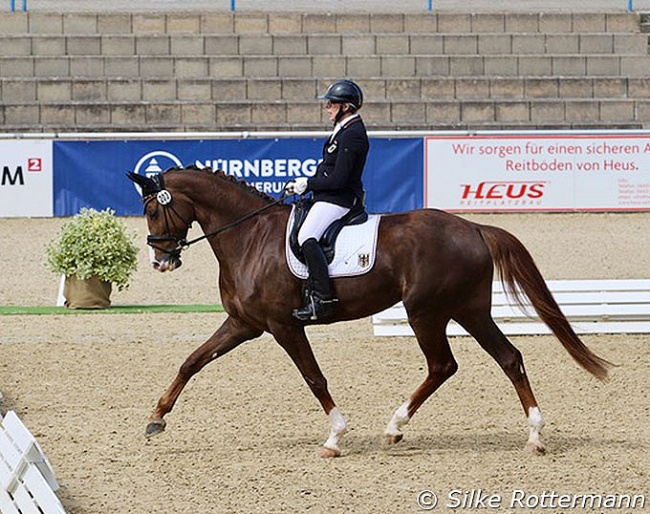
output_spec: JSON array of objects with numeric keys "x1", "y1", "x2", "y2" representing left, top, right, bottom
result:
[
  {"x1": 288, "y1": 199, "x2": 313, "y2": 264},
  {"x1": 321, "y1": 206, "x2": 368, "y2": 262}
]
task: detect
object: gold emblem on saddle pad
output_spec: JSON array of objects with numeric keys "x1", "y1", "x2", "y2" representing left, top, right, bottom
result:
[{"x1": 358, "y1": 253, "x2": 370, "y2": 268}]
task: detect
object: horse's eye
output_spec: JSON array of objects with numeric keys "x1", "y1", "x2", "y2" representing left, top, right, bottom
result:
[{"x1": 146, "y1": 205, "x2": 159, "y2": 220}]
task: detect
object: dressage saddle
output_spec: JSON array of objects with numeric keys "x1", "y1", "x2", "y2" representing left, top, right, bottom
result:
[{"x1": 288, "y1": 198, "x2": 368, "y2": 265}]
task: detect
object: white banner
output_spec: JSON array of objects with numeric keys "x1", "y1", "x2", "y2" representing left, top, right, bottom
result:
[
  {"x1": 0, "y1": 140, "x2": 53, "y2": 217},
  {"x1": 425, "y1": 134, "x2": 650, "y2": 212}
]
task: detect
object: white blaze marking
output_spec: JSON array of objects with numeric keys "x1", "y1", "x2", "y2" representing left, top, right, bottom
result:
[{"x1": 147, "y1": 233, "x2": 157, "y2": 265}]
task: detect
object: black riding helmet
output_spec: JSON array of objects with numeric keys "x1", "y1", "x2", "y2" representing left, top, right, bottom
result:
[{"x1": 318, "y1": 79, "x2": 363, "y2": 111}]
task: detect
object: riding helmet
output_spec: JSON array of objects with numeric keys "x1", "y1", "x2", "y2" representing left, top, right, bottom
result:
[{"x1": 318, "y1": 79, "x2": 364, "y2": 110}]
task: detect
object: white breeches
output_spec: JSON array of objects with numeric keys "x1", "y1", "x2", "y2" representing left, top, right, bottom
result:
[{"x1": 297, "y1": 201, "x2": 350, "y2": 246}]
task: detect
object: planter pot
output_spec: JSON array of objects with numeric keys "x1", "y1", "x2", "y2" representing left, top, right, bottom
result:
[{"x1": 63, "y1": 275, "x2": 112, "y2": 309}]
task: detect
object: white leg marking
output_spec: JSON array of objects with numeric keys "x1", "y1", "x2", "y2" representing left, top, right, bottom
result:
[
  {"x1": 323, "y1": 407, "x2": 348, "y2": 453},
  {"x1": 527, "y1": 406, "x2": 545, "y2": 449},
  {"x1": 385, "y1": 400, "x2": 411, "y2": 437}
]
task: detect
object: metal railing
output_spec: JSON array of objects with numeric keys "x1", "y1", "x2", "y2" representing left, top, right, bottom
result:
[
  {"x1": 227, "y1": 1, "x2": 638, "y2": 12},
  {"x1": 226, "y1": 1, "x2": 637, "y2": 12},
  {"x1": 4, "y1": 0, "x2": 641, "y2": 13},
  {"x1": 9, "y1": 0, "x2": 27, "y2": 11}
]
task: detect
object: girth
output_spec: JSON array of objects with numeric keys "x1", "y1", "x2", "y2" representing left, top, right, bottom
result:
[{"x1": 288, "y1": 198, "x2": 369, "y2": 264}]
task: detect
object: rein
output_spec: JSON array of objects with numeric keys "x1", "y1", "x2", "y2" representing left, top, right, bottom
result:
[
  {"x1": 145, "y1": 191, "x2": 287, "y2": 255},
  {"x1": 178, "y1": 194, "x2": 287, "y2": 250}
]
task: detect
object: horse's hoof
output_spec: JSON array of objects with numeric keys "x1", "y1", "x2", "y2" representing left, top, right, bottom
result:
[
  {"x1": 145, "y1": 419, "x2": 167, "y2": 438},
  {"x1": 525, "y1": 441, "x2": 546, "y2": 456},
  {"x1": 320, "y1": 447, "x2": 341, "y2": 458},
  {"x1": 385, "y1": 433, "x2": 404, "y2": 445}
]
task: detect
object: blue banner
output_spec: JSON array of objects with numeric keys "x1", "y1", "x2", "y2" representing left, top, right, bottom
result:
[{"x1": 53, "y1": 137, "x2": 423, "y2": 216}]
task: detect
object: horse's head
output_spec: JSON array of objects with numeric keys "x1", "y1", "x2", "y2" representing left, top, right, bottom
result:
[{"x1": 127, "y1": 171, "x2": 195, "y2": 272}]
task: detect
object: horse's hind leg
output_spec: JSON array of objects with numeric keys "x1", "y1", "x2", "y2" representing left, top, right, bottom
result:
[
  {"x1": 456, "y1": 311, "x2": 546, "y2": 455},
  {"x1": 145, "y1": 315, "x2": 262, "y2": 438},
  {"x1": 385, "y1": 316, "x2": 458, "y2": 445}
]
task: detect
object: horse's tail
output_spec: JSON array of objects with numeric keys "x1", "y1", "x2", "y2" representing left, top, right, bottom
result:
[{"x1": 476, "y1": 223, "x2": 613, "y2": 381}]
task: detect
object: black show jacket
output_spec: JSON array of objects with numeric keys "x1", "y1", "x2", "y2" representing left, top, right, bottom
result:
[{"x1": 307, "y1": 116, "x2": 369, "y2": 208}]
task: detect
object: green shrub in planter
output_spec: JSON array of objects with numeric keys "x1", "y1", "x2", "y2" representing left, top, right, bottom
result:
[{"x1": 46, "y1": 208, "x2": 139, "y2": 296}]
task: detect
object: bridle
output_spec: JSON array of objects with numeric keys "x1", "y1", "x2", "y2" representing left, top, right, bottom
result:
[
  {"x1": 142, "y1": 190, "x2": 194, "y2": 258},
  {"x1": 142, "y1": 175, "x2": 287, "y2": 258}
]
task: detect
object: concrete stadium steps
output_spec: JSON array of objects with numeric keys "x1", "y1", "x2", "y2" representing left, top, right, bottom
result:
[
  {"x1": 1, "y1": 98, "x2": 647, "y2": 132},
  {"x1": 4, "y1": 77, "x2": 650, "y2": 102},
  {"x1": 2, "y1": 33, "x2": 648, "y2": 56},
  {"x1": 2, "y1": 78, "x2": 649, "y2": 131},
  {"x1": 0, "y1": 12, "x2": 642, "y2": 35},
  {"x1": 3, "y1": 54, "x2": 650, "y2": 78},
  {"x1": 1, "y1": 10, "x2": 649, "y2": 132}
]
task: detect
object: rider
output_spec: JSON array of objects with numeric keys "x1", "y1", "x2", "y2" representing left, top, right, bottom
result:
[{"x1": 285, "y1": 79, "x2": 369, "y2": 321}]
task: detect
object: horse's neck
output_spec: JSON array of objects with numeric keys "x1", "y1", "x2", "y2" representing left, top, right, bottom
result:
[
  {"x1": 185, "y1": 173, "x2": 265, "y2": 219},
  {"x1": 189, "y1": 174, "x2": 274, "y2": 258}
]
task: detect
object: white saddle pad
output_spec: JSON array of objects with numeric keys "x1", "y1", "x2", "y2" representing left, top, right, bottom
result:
[{"x1": 285, "y1": 207, "x2": 382, "y2": 279}]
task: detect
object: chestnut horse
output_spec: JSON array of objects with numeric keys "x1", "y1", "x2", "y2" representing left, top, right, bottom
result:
[{"x1": 128, "y1": 167, "x2": 611, "y2": 458}]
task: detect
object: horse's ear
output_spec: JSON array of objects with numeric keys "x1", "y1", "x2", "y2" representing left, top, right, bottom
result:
[{"x1": 127, "y1": 172, "x2": 159, "y2": 196}]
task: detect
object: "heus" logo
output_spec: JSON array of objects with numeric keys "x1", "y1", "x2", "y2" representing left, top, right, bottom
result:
[{"x1": 460, "y1": 181, "x2": 546, "y2": 200}]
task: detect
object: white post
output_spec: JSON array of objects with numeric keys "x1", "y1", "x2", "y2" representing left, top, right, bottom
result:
[{"x1": 56, "y1": 275, "x2": 66, "y2": 307}]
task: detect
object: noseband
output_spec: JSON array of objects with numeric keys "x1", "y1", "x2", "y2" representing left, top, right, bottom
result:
[{"x1": 142, "y1": 174, "x2": 287, "y2": 258}]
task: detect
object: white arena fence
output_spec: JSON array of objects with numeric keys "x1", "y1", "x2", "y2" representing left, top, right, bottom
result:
[
  {"x1": 0, "y1": 410, "x2": 65, "y2": 514},
  {"x1": 373, "y1": 279, "x2": 650, "y2": 336}
]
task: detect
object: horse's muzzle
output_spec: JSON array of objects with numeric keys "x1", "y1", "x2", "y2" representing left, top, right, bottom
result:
[{"x1": 152, "y1": 255, "x2": 182, "y2": 272}]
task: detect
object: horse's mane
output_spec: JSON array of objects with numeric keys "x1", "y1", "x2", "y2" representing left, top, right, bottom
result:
[{"x1": 165, "y1": 164, "x2": 276, "y2": 204}]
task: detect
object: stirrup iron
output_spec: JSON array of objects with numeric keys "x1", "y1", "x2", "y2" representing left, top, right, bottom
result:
[{"x1": 293, "y1": 295, "x2": 338, "y2": 321}]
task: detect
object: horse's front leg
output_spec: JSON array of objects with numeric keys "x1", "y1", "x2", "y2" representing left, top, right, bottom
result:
[
  {"x1": 271, "y1": 323, "x2": 347, "y2": 458},
  {"x1": 145, "y1": 315, "x2": 262, "y2": 438}
]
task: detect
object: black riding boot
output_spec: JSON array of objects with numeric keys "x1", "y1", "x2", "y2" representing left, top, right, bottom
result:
[{"x1": 293, "y1": 238, "x2": 337, "y2": 321}]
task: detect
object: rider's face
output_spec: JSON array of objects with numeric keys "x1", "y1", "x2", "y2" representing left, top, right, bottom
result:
[{"x1": 324, "y1": 100, "x2": 342, "y2": 123}]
